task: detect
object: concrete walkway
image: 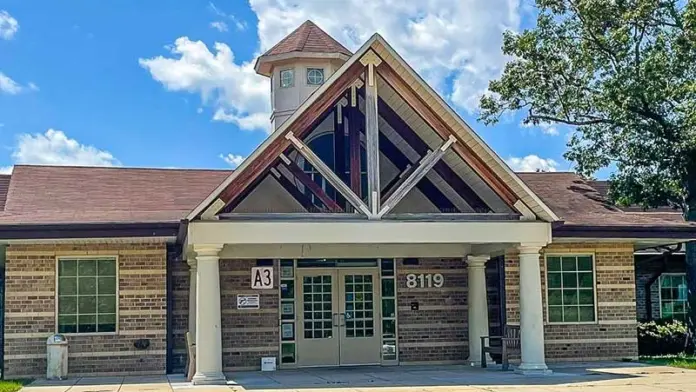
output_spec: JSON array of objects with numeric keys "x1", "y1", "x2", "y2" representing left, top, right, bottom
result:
[{"x1": 21, "y1": 363, "x2": 696, "y2": 392}]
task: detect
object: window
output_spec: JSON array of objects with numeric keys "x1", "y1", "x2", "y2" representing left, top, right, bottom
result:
[
  {"x1": 306, "y1": 68, "x2": 324, "y2": 85},
  {"x1": 546, "y1": 255, "x2": 595, "y2": 323},
  {"x1": 660, "y1": 274, "x2": 687, "y2": 321},
  {"x1": 300, "y1": 133, "x2": 367, "y2": 209},
  {"x1": 57, "y1": 258, "x2": 118, "y2": 333},
  {"x1": 280, "y1": 69, "x2": 294, "y2": 88}
]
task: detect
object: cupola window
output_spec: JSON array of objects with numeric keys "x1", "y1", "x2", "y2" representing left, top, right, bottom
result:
[
  {"x1": 307, "y1": 68, "x2": 324, "y2": 85},
  {"x1": 280, "y1": 69, "x2": 294, "y2": 88}
]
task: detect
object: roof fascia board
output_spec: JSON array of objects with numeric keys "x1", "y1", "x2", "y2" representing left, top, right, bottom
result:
[
  {"x1": 187, "y1": 34, "x2": 381, "y2": 221},
  {"x1": 0, "y1": 222, "x2": 179, "y2": 241}
]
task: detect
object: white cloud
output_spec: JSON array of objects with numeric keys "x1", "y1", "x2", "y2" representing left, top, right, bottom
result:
[
  {"x1": 250, "y1": 0, "x2": 522, "y2": 112},
  {"x1": 0, "y1": 72, "x2": 22, "y2": 94},
  {"x1": 505, "y1": 155, "x2": 558, "y2": 172},
  {"x1": 139, "y1": 37, "x2": 270, "y2": 132},
  {"x1": 520, "y1": 121, "x2": 559, "y2": 136},
  {"x1": 209, "y1": 2, "x2": 247, "y2": 31},
  {"x1": 0, "y1": 72, "x2": 39, "y2": 95},
  {"x1": 0, "y1": 10, "x2": 18, "y2": 40},
  {"x1": 0, "y1": 166, "x2": 12, "y2": 174},
  {"x1": 12, "y1": 129, "x2": 120, "y2": 167},
  {"x1": 220, "y1": 153, "x2": 246, "y2": 168},
  {"x1": 210, "y1": 21, "x2": 229, "y2": 32}
]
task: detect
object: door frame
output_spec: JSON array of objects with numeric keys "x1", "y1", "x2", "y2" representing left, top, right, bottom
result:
[{"x1": 277, "y1": 259, "x2": 398, "y2": 369}]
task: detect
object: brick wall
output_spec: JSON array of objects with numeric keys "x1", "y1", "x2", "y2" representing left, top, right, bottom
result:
[
  {"x1": 219, "y1": 259, "x2": 279, "y2": 371},
  {"x1": 4, "y1": 242, "x2": 167, "y2": 378},
  {"x1": 170, "y1": 259, "x2": 190, "y2": 373},
  {"x1": 635, "y1": 254, "x2": 685, "y2": 321},
  {"x1": 505, "y1": 242, "x2": 638, "y2": 362},
  {"x1": 396, "y1": 258, "x2": 467, "y2": 363}
]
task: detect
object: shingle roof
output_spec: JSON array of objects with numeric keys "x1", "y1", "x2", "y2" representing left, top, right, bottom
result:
[
  {"x1": 0, "y1": 175, "x2": 11, "y2": 211},
  {"x1": 519, "y1": 172, "x2": 689, "y2": 227},
  {"x1": 0, "y1": 165, "x2": 231, "y2": 224},
  {"x1": 261, "y1": 20, "x2": 352, "y2": 57},
  {"x1": 0, "y1": 166, "x2": 689, "y2": 229}
]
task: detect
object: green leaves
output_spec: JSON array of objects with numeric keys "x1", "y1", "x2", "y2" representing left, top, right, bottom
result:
[{"x1": 480, "y1": 0, "x2": 696, "y2": 209}]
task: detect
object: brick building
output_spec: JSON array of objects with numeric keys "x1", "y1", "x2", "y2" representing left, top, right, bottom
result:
[{"x1": 1, "y1": 21, "x2": 694, "y2": 382}]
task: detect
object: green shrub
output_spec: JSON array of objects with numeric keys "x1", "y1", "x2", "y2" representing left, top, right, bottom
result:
[{"x1": 638, "y1": 319, "x2": 693, "y2": 356}]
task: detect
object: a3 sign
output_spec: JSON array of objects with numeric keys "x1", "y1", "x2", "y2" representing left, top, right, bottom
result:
[{"x1": 251, "y1": 266, "x2": 274, "y2": 289}]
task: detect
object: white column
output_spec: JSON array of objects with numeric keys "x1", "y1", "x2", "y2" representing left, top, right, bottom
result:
[
  {"x1": 192, "y1": 244, "x2": 226, "y2": 385},
  {"x1": 517, "y1": 244, "x2": 550, "y2": 374},
  {"x1": 467, "y1": 255, "x2": 491, "y2": 365},
  {"x1": 187, "y1": 259, "x2": 197, "y2": 341}
]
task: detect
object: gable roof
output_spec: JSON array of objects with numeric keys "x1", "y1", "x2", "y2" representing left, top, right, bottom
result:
[
  {"x1": 191, "y1": 33, "x2": 560, "y2": 222},
  {"x1": 519, "y1": 172, "x2": 689, "y2": 228},
  {"x1": 261, "y1": 20, "x2": 352, "y2": 58},
  {"x1": 0, "y1": 165, "x2": 231, "y2": 225}
]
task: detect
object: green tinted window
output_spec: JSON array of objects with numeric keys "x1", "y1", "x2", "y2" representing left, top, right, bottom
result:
[
  {"x1": 58, "y1": 258, "x2": 117, "y2": 333},
  {"x1": 546, "y1": 255, "x2": 595, "y2": 323}
]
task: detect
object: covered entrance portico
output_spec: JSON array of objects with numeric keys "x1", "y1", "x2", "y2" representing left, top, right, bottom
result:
[{"x1": 184, "y1": 218, "x2": 553, "y2": 384}]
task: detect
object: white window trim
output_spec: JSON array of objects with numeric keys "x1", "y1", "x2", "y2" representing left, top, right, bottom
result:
[
  {"x1": 55, "y1": 255, "x2": 120, "y2": 336},
  {"x1": 280, "y1": 68, "x2": 295, "y2": 88},
  {"x1": 658, "y1": 272, "x2": 688, "y2": 320},
  {"x1": 544, "y1": 253, "x2": 598, "y2": 325},
  {"x1": 306, "y1": 67, "x2": 325, "y2": 85}
]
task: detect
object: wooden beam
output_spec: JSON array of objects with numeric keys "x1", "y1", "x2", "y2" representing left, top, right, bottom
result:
[
  {"x1": 379, "y1": 136, "x2": 456, "y2": 217},
  {"x1": 270, "y1": 168, "x2": 314, "y2": 212},
  {"x1": 286, "y1": 132, "x2": 372, "y2": 217},
  {"x1": 214, "y1": 61, "x2": 364, "y2": 213},
  {"x1": 361, "y1": 51, "x2": 383, "y2": 217},
  {"x1": 376, "y1": 63, "x2": 518, "y2": 207},
  {"x1": 348, "y1": 93, "x2": 362, "y2": 197},
  {"x1": 379, "y1": 132, "x2": 457, "y2": 212},
  {"x1": 376, "y1": 96, "x2": 491, "y2": 212},
  {"x1": 333, "y1": 106, "x2": 346, "y2": 207},
  {"x1": 279, "y1": 154, "x2": 344, "y2": 213},
  {"x1": 381, "y1": 163, "x2": 416, "y2": 202}
]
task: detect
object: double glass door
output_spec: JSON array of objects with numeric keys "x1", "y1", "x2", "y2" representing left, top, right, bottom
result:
[{"x1": 296, "y1": 268, "x2": 381, "y2": 366}]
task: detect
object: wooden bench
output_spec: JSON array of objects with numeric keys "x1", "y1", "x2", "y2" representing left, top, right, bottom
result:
[
  {"x1": 480, "y1": 325, "x2": 520, "y2": 371},
  {"x1": 185, "y1": 332, "x2": 196, "y2": 381}
]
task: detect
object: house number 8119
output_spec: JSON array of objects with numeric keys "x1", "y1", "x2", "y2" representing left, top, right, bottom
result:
[{"x1": 405, "y1": 273, "x2": 444, "y2": 288}]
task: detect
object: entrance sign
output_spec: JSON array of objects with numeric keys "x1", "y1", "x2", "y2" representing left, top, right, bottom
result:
[
  {"x1": 251, "y1": 267, "x2": 274, "y2": 289},
  {"x1": 237, "y1": 294, "x2": 260, "y2": 309},
  {"x1": 406, "y1": 273, "x2": 444, "y2": 288}
]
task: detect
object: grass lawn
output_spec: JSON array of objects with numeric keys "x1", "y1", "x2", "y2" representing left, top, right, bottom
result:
[
  {"x1": 641, "y1": 355, "x2": 696, "y2": 370},
  {"x1": 0, "y1": 380, "x2": 31, "y2": 392}
]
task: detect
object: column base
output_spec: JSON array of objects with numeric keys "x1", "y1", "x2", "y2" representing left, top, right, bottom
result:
[
  {"x1": 515, "y1": 363, "x2": 552, "y2": 375},
  {"x1": 192, "y1": 371, "x2": 227, "y2": 385}
]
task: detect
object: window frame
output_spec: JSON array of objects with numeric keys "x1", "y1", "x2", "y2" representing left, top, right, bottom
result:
[
  {"x1": 55, "y1": 255, "x2": 120, "y2": 335},
  {"x1": 279, "y1": 68, "x2": 295, "y2": 88},
  {"x1": 658, "y1": 272, "x2": 688, "y2": 321},
  {"x1": 544, "y1": 253, "x2": 598, "y2": 325},
  {"x1": 306, "y1": 67, "x2": 325, "y2": 85}
]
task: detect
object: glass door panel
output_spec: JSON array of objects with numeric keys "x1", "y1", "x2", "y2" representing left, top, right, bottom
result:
[
  {"x1": 338, "y1": 269, "x2": 381, "y2": 365},
  {"x1": 296, "y1": 270, "x2": 339, "y2": 366}
]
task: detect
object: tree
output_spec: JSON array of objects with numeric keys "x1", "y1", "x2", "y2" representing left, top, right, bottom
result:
[{"x1": 479, "y1": 0, "x2": 696, "y2": 348}]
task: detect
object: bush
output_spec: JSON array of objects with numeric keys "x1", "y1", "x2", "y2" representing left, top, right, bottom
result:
[{"x1": 638, "y1": 319, "x2": 694, "y2": 356}]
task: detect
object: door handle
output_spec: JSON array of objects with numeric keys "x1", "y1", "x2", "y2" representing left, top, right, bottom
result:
[
  {"x1": 332, "y1": 313, "x2": 339, "y2": 327},
  {"x1": 339, "y1": 313, "x2": 346, "y2": 327}
]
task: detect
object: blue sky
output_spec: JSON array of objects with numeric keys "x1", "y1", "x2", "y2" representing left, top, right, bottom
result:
[{"x1": 0, "y1": 1, "x2": 588, "y2": 175}]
